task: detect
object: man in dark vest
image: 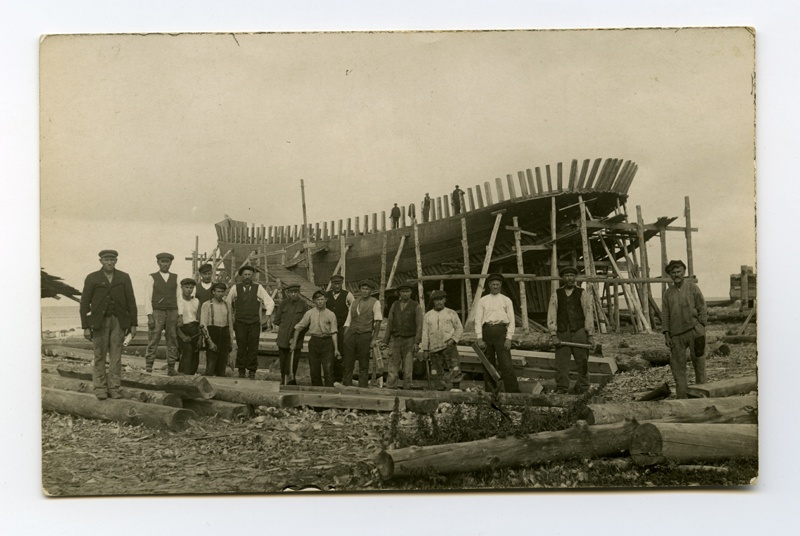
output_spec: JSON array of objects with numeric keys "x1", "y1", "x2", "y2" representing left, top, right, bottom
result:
[
  {"x1": 325, "y1": 274, "x2": 353, "y2": 383},
  {"x1": 380, "y1": 283, "x2": 423, "y2": 389},
  {"x1": 226, "y1": 265, "x2": 274, "y2": 378},
  {"x1": 80, "y1": 249, "x2": 138, "y2": 399},
  {"x1": 195, "y1": 263, "x2": 215, "y2": 310},
  {"x1": 343, "y1": 281, "x2": 383, "y2": 387},
  {"x1": 547, "y1": 266, "x2": 595, "y2": 394},
  {"x1": 273, "y1": 283, "x2": 309, "y2": 384},
  {"x1": 144, "y1": 252, "x2": 182, "y2": 375}
]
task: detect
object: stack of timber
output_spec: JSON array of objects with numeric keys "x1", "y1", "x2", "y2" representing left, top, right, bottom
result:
[{"x1": 377, "y1": 395, "x2": 758, "y2": 479}]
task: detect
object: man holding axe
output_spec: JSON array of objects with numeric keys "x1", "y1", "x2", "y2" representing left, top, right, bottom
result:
[{"x1": 547, "y1": 265, "x2": 595, "y2": 394}]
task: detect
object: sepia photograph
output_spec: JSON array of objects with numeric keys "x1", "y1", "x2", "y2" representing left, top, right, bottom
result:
[{"x1": 38, "y1": 27, "x2": 759, "y2": 496}]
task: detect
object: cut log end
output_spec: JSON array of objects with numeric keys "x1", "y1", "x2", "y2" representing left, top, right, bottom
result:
[
  {"x1": 630, "y1": 423, "x2": 664, "y2": 465},
  {"x1": 375, "y1": 450, "x2": 395, "y2": 480}
]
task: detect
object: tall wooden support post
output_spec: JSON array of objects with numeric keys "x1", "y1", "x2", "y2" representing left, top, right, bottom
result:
[
  {"x1": 578, "y1": 196, "x2": 608, "y2": 333},
  {"x1": 550, "y1": 196, "x2": 559, "y2": 294},
  {"x1": 659, "y1": 227, "x2": 668, "y2": 299},
  {"x1": 300, "y1": 180, "x2": 314, "y2": 285},
  {"x1": 380, "y1": 234, "x2": 388, "y2": 310},
  {"x1": 460, "y1": 216, "x2": 473, "y2": 316},
  {"x1": 412, "y1": 220, "x2": 425, "y2": 311},
  {"x1": 635, "y1": 205, "x2": 651, "y2": 325},
  {"x1": 512, "y1": 216, "x2": 529, "y2": 333},
  {"x1": 684, "y1": 196, "x2": 694, "y2": 276},
  {"x1": 386, "y1": 236, "x2": 407, "y2": 289},
  {"x1": 339, "y1": 234, "x2": 347, "y2": 281},
  {"x1": 465, "y1": 210, "x2": 506, "y2": 329},
  {"x1": 192, "y1": 235, "x2": 199, "y2": 279}
]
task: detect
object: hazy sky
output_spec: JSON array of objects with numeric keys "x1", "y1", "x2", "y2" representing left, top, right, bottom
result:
[{"x1": 40, "y1": 28, "x2": 755, "y2": 298}]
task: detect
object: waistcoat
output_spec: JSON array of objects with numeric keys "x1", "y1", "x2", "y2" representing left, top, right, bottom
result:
[
  {"x1": 326, "y1": 290, "x2": 350, "y2": 326},
  {"x1": 235, "y1": 283, "x2": 261, "y2": 324},
  {"x1": 390, "y1": 300, "x2": 419, "y2": 337},
  {"x1": 556, "y1": 287, "x2": 585, "y2": 333},
  {"x1": 151, "y1": 272, "x2": 178, "y2": 310},
  {"x1": 349, "y1": 297, "x2": 378, "y2": 333}
]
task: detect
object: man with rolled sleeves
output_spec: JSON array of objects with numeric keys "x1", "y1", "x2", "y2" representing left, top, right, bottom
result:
[
  {"x1": 662, "y1": 259, "x2": 708, "y2": 399},
  {"x1": 144, "y1": 252, "x2": 182, "y2": 375},
  {"x1": 177, "y1": 278, "x2": 202, "y2": 375},
  {"x1": 343, "y1": 281, "x2": 383, "y2": 387},
  {"x1": 474, "y1": 273, "x2": 520, "y2": 393},
  {"x1": 547, "y1": 266, "x2": 595, "y2": 394},
  {"x1": 200, "y1": 282, "x2": 234, "y2": 377},
  {"x1": 325, "y1": 274, "x2": 353, "y2": 383},
  {"x1": 80, "y1": 250, "x2": 138, "y2": 399},
  {"x1": 227, "y1": 265, "x2": 274, "y2": 379},
  {"x1": 291, "y1": 290, "x2": 340, "y2": 386},
  {"x1": 380, "y1": 283, "x2": 423, "y2": 389},
  {"x1": 421, "y1": 289, "x2": 464, "y2": 391},
  {"x1": 273, "y1": 283, "x2": 309, "y2": 384}
]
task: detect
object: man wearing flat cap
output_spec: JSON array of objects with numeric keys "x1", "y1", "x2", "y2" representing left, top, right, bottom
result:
[
  {"x1": 226, "y1": 265, "x2": 275, "y2": 379},
  {"x1": 380, "y1": 283, "x2": 423, "y2": 389},
  {"x1": 177, "y1": 278, "x2": 202, "y2": 375},
  {"x1": 325, "y1": 274, "x2": 354, "y2": 383},
  {"x1": 194, "y1": 263, "x2": 215, "y2": 310},
  {"x1": 80, "y1": 250, "x2": 138, "y2": 399},
  {"x1": 474, "y1": 273, "x2": 520, "y2": 393},
  {"x1": 662, "y1": 260, "x2": 708, "y2": 399},
  {"x1": 343, "y1": 281, "x2": 383, "y2": 387},
  {"x1": 421, "y1": 289, "x2": 464, "y2": 391},
  {"x1": 144, "y1": 252, "x2": 182, "y2": 375},
  {"x1": 547, "y1": 265, "x2": 594, "y2": 394},
  {"x1": 272, "y1": 283, "x2": 309, "y2": 384},
  {"x1": 291, "y1": 290, "x2": 340, "y2": 386},
  {"x1": 200, "y1": 282, "x2": 234, "y2": 377}
]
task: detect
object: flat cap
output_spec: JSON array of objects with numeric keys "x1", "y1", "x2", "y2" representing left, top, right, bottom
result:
[
  {"x1": 430, "y1": 289, "x2": 447, "y2": 300},
  {"x1": 559, "y1": 265, "x2": 579, "y2": 277},
  {"x1": 98, "y1": 249, "x2": 118, "y2": 258},
  {"x1": 198, "y1": 263, "x2": 213, "y2": 273},
  {"x1": 285, "y1": 283, "x2": 301, "y2": 291},
  {"x1": 396, "y1": 282, "x2": 414, "y2": 291},
  {"x1": 486, "y1": 273, "x2": 505, "y2": 284},
  {"x1": 156, "y1": 252, "x2": 174, "y2": 261},
  {"x1": 312, "y1": 290, "x2": 326, "y2": 299},
  {"x1": 211, "y1": 282, "x2": 227, "y2": 291},
  {"x1": 180, "y1": 278, "x2": 196, "y2": 286},
  {"x1": 237, "y1": 265, "x2": 257, "y2": 275},
  {"x1": 358, "y1": 281, "x2": 375, "y2": 289},
  {"x1": 665, "y1": 259, "x2": 687, "y2": 272},
  {"x1": 329, "y1": 274, "x2": 344, "y2": 282}
]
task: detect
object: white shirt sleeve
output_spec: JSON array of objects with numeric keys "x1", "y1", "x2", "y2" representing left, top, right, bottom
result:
[
  {"x1": 372, "y1": 299, "x2": 383, "y2": 322},
  {"x1": 505, "y1": 295, "x2": 515, "y2": 339},
  {"x1": 474, "y1": 297, "x2": 484, "y2": 339},
  {"x1": 258, "y1": 285, "x2": 275, "y2": 316}
]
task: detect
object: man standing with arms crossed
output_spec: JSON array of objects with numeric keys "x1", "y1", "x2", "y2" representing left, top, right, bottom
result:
[
  {"x1": 474, "y1": 273, "x2": 520, "y2": 393},
  {"x1": 80, "y1": 250, "x2": 137, "y2": 399},
  {"x1": 380, "y1": 283, "x2": 423, "y2": 389},
  {"x1": 342, "y1": 281, "x2": 383, "y2": 388},
  {"x1": 144, "y1": 252, "x2": 182, "y2": 375},
  {"x1": 226, "y1": 265, "x2": 274, "y2": 379},
  {"x1": 325, "y1": 274, "x2": 353, "y2": 384},
  {"x1": 662, "y1": 260, "x2": 708, "y2": 399},
  {"x1": 547, "y1": 266, "x2": 595, "y2": 394}
]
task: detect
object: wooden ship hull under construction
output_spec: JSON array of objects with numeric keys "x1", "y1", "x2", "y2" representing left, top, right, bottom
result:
[{"x1": 212, "y1": 157, "x2": 676, "y2": 321}]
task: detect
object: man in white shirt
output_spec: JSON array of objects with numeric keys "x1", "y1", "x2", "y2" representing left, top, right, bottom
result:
[
  {"x1": 144, "y1": 252, "x2": 182, "y2": 375},
  {"x1": 474, "y1": 273, "x2": 520, "y2": 393},
  {"x1": 421, "y1": 289, "x2": 464, "y2": 391},
  {"x1": 177, "y1": 278, "x2": 201, "y2": 375}
]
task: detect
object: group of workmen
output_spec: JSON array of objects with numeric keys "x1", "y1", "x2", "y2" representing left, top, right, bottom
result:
[
  {"x1": 389, "y1": 186, "x2": 468, "y2": 228},
  {"x1": 79, "y1": 248, "x2": 707, "y2": 402}
]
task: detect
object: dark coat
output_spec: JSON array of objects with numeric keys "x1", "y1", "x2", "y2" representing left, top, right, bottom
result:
[{"x1": 79, "y1": 269, "x2": 138, "y2": 330}]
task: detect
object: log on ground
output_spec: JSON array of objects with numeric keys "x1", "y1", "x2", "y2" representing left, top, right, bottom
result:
[
  {"x1": 630, "y1": 423, "x2": 758, "y2": 465},
  {"x1": 182, "y1": 398, "x2": 252, "y2": 420},
  {"x1": 649, "y1": 405, "x2": 757, "y2": 424},
  {"x1": 584, "y1": 395, "x2": 757, "y2": 425},
  {"x1": 376, "y1": 419, "x2": 639, "y2": 480},
  {"x1": 211, "y1": 386, "x2": 299, "y2": 409},
  {"x1": 56, "y1": 363, "x2": 215, "y2": 399},
  {"x1": 720, "y1": 335, "x2": 756, "y2": 345},
  {"x1": 42, "y1": 387, "x2": 195, "y2": 431},
  {"x1": 42, "y1": 373, "x2": 183, "y2": 407},
  {"x1": 686, "y1": 376, "x2": 757, "y2": 398}
]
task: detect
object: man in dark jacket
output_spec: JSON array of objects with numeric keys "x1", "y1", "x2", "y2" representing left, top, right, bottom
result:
[
  {"x1": 273, "y1": 284, "x2": 309, "y2": 384},
  {"x1": 79, "y1": 250, "x2": 138, "y2": 399},
  {"x1": 325, "y1": 274, "x2": 353, "y2": 383},
  {"x1": 380, "y1": 283, "x2": 423, "y2": 389}
]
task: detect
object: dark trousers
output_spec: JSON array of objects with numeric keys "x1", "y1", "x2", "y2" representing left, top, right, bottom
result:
[
  {"x1": 308, "y1": 336, "x2": 335, "y2": 387},
  {"x1": 177, "y1": 322, "x2": 201, "y2": 375},
  {"x1": 234, "y1": 321, "x2": 261, "y2": 373},
  {"x1": 92, "y1": 315, "x2": 124, "y2": 395},
  {"x1": 204, "y1": 326, "x2": 231, "y2": 377},
  {"x1": 332, "y1": 328, "x2": 345, "y2": 383},
  {"x1": 343, "y1": 331, "x2": 372, "y2": 388},
  {"x1": 669, "y1": 325, "x2": 707, "y2": 399},
  {"x1": 278, "y1": 346, "x2": 300, "y2": 379},
  {"x1": 481, "y1": 323, "x2": 520, "y2": 393},
  {"x1": 555, "y1": 328, "x2": 590, "y2": 394}
]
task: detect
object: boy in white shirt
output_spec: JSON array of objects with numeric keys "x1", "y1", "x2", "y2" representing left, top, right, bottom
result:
[{"x1": 177, "y1": 278, "x2": 201, "y2": 375}]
